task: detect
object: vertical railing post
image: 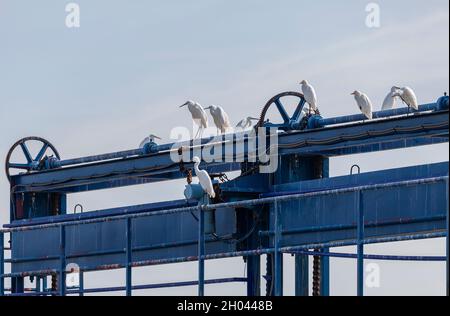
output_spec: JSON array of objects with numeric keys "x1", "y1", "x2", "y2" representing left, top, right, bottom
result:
[
  {"x1": 79, "y1": 271, "x2": 84, "y2": 297},
  {"x1": 0, "y1": 232, "x2": 4, "y2": 296},
  {"x1": 59, "y1": 225, "x2": 66, "y2": 296},
  {"x1": 35, "y1": 277, "x2": 41, "y2": 294},
  {"x1": 126, "y1": 218, "x2": 132, "y2": 296},
  {"x1": 274, "y1": 201, "x2": 283, "y2": 296},
  {"x1": 321, "y1": 248, "x2": 330, "y2": 296},
  {"x1": 295, "y1": 253, "x2": 309, "y2": 296},
  {"x1": 43, "y1": 276, "x2": 47, "y2": 296},
  {"x1": 357, "y1": 190, "x2": 364, "y2": 297},
  {"x1": 198, "y1": 206, "x2": 205, "y2": 296},
  {"x1": 446, "y1": 174, "x2": 449, "y2": 297}
]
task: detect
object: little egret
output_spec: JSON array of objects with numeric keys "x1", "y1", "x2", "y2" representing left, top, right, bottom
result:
[
  {"x1": 300, "y1": 80, "x2": 318, "y2": 113},
  {"x1": 180, "y1": 101, "x2": 208, "y2": 139},
  {"x1": 193, "y1": 156, "x2": 215, "y2": 199},
  {"x1": 351, "y1": 90, "x2": 373, "y2": 120},
  {"x1": 382, "y1": 87, "x2": 400, "y2": 111},
  {"x1": 205, "y1": 105, "x2": 232, "y2": 135},
  {"x1": 392, "y1": 86, "x2": 419, "y2": 111},
  {"x1": 236, "y1": 117, "x2": 259, "y2": 130}
]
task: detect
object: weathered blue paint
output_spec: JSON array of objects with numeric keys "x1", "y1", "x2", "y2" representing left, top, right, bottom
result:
[
  {"x1": 2, "y1": 97, "x2": 448, "y2": 296},
  {"x1": 273, "y1": 201, "x2": 282, "y2": 296},
  {"x1": 58, "y1": 226, "x2": 66, "y2": 296},
  {"x1": 357, "y1": 191, "x2": 364, "y2": 297},
  {"x1": 288, "y1": 250, "x2": 446, "y2": 261},
  {"x1": 0, "y1": 233, "x2": 4, "y2": 296},
  {"x1": 198, "y1": 207, "x2": 205, "y2": 296},
  {"x1": 126, "y1": 218, "x2": 132, "y2": 296}
]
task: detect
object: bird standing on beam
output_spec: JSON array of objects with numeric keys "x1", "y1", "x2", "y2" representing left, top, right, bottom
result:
[
  {"x1": 180, "y1": 101, "x2": 208, "y2": 139},
  {"x1": 236, "y1": 117, "x2": 259, "y2": 130},
  {"x1": 205, "y1": 105, "x2": 232, "y2": 135},
  {"x1": 392, "y1": 86, "x2": 419, "y2": 112},
  {"x1": 351, "y1": 90, "x2": 373, "y2": 120},
  {"x1": 382, "y1": 86, "x2": 400, "y2": 110},
  {"x1": 192, "y1": 156, "x2": 215, "y2": 199},
  {"x1": 300, "y1": 80, "x2": 318, "y2": 113}
]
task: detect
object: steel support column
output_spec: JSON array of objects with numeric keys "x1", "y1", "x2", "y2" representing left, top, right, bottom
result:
[
  {"x1": 357, "y1": 191, "x2": 365, "y2": 297},
  {"x1": 126, "y1": 218, "x2": 132, "y2": 296},
  {"x1": 273, "y1": 201, "x2": 283, "y2": 296},
  {"x1": 446, "y1": 175, "x2": 449, "y2": 297},
  {"x1": 0, "y1": 232, "x2": 4, "y2": 296},
  {"x1": 295, "y1": 254, "x2": 308, "y2": 296},
  {"x1": 58, "y1": 226, "x2": 66, "y2": 296},
  {"x1": 198, "y1": 206, "x2": 205, "y2": 296}
]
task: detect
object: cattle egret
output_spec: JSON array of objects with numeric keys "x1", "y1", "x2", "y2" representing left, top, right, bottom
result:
[
  {"x1": 180, "y1": 101, "x2": 208, "y2": 139},
  {"x1": 392, "y1": 86, "x2": 419, "y2": 111},
  {"x1": 351, "y1": 90, "x2": 373, "y2": 120},
  {"x1": 236, "y1": 117, "x2": 259, "y2": 130},
  {"x1": 382, "y1": 87, "x2": 400, "y2": 111},
  {"x1": 205, "y1": 105, "x2": 232, "y2": 135},
  {"x1": 139, "y1": 134, "x2": 161, "y2": 148},
  {"x1": 300, "y1": 80, "x2": 318, "y2": 112},
  {"x1": 193, "y1": 156, "x2": 215, "y2": 199}
]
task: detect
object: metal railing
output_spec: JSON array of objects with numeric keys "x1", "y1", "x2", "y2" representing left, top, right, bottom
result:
[{"x1": 1, "y1": 176, "x2": 449, "y2": 296}]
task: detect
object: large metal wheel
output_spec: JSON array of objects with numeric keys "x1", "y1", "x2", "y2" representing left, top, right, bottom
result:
[
  {"x1": 257, "y1": 92, "x2": 308, "y2": 130},
  {"x1": 5, "y1": 136, "x2": 60, "y2": 182}
]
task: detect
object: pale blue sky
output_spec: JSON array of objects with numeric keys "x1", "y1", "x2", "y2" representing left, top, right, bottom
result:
[{"x1": 0, "y1": 0, "x2": 449, "y2": 295}]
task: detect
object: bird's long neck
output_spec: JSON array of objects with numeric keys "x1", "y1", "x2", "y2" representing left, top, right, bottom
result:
[{"x1": 194, "y1": 161, "x2": 200, "y2": 174}]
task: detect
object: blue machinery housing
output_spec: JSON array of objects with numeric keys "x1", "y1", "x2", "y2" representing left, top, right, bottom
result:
[{"x1": 1, "y1": 95, "x2": 449, "y2": 296}]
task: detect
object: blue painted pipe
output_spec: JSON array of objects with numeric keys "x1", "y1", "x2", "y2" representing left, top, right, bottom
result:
[
  {"x1": 0, "y1": 233, "x2": 4, "y2": 296},
  {"x1": 291, "y1": 250, "x2": 446, "y2": 262},
  {"x1": 314, "y1": 101, "x2": 443, "y2": 128},
  {"x1": 42, "y1": 98, "x2": 447, "y2": 169}
]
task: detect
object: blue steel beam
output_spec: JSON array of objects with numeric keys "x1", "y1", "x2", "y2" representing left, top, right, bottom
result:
[
  {"x1": 9, "y1": 109, "x2": 448, "y2": 194},
  {"x1": 5, "y1": 174, "x2": 447, "y2": 277}
]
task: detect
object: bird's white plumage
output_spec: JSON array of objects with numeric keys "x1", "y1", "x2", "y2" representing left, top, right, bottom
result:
[
  {"x1": 180, "y1": 101, "x2": 208, "y2": 138},
  {"x1": 193, "y1": 156, "x2": 215, "y2": 199},
  {"x1": 352, "y1": 90, "x2": 373, "y2": 120},
  {"x1": 139, "y1": 134, "x2": 161, "y2": 148},
  {"x1": 382, "y1": 87, "x2": 400, "y2": 110},
  {"x1": 393, "y1": 86, "x2": 418, "y2": 111},
  {"x1": 236, "y1": 117, "x2": 259, "y2": 130},
  {"x1": 206, "y1": 105, "x2": 232, "y2": 135},
  {"x1": 300, "y1": 80, "x2": 317, "y2": 111}
]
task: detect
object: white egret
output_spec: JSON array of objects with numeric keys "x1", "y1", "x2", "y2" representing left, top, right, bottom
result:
[
  {"x1": 236, "y1": 117, "x2": 259, "y2": 130},
  {"x1": 180, "y1": 101, "x2": 208, "y2": 139},
  {"x1": 300, "y1": 80, "x2": 318, "y2": 112},
  {"x1": 193, "y1": 156, "x2": 215, "y2": 199},
  {"x1": 139, "y1": 134, "x2": 161, "y2": 148},
  {"x1": 205, "y1": 105, "x2": 232, "y2": 135},
  {"x1": 392, "y1": 86, "x2": 419, "y2": 111},
  {"x1": 351, "y1": 90, "x2": 373, "y2": 120},
  {"x1": 382, "y1": 87, "x2": 400, "y2": 111}
]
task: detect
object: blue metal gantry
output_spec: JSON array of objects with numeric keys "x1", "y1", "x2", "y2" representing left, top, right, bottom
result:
[{"x1": 0, "y1": 93, "x2": 449, "y2": 296}]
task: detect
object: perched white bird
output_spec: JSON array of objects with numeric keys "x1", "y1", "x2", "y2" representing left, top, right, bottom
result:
[
  {"x1": 351, "y1": 90, "x2": 373, "y2": 120},
  {"x1": 392, "y1": 86, "x2": 419, "y2": 111},
  {"x1": 139, "y1": 134, "x2": 161, "y2": 148},
  {"x1": 300, "y1": 80, "x2": 318, "y2": 112},
  {"x1": 192, "y1": 156, "x2": 215, "y2": 199},
  {"x1": 205, "y1": 105, "x2": 232, "y2": 135},
  {"x1": 236, "y1": 117, "x2": 259, "y2": 130},
  {"x1": 180, "y1": 101, "x2": 208, "y2": 139},
  {"x1": 382, "y1": 87, "x2": 400, "y2": 111}
]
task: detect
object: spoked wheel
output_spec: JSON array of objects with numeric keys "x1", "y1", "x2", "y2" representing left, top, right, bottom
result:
[
  {"x1": 257, "y1": 91, "x2": 308, "y2": 130},
  {"x1": 5, "y1": 137, "x2": 60, "y2": 182}
]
